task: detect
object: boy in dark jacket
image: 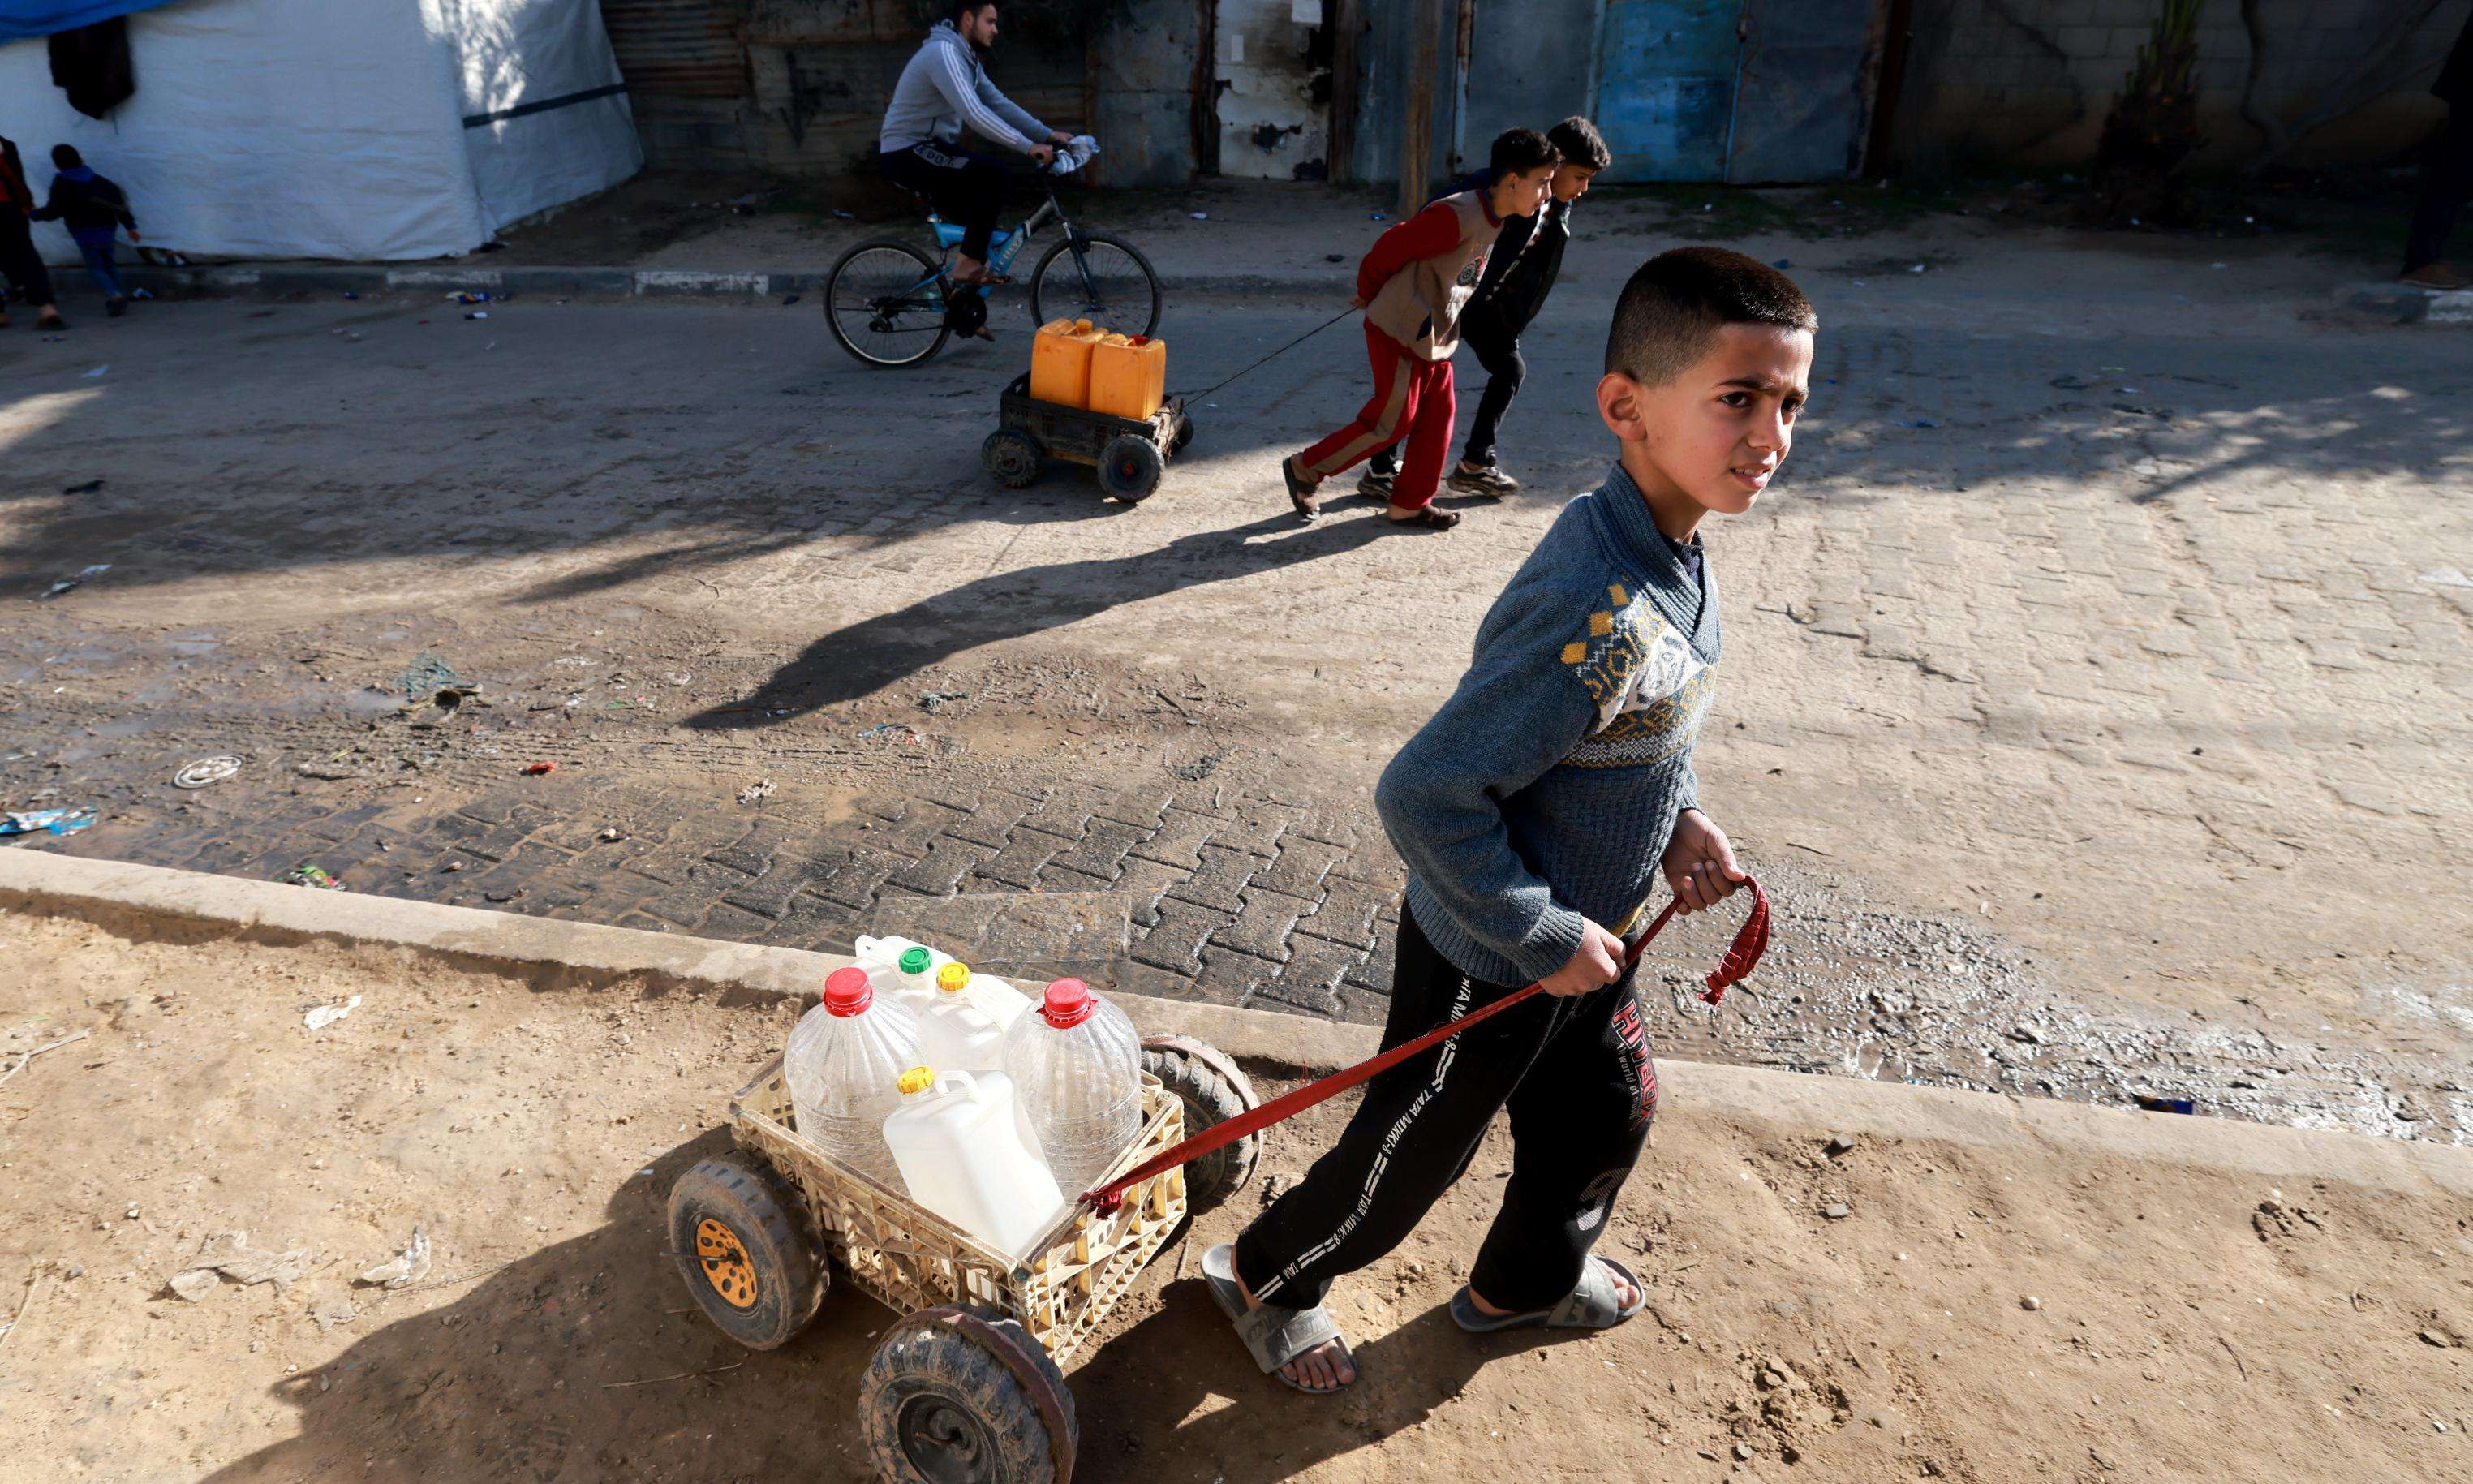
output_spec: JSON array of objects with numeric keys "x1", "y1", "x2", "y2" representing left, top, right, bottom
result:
[
  {"x1": 1364, "y1": 117, "x2": 1612, "y2": 500},
  {"x1": 1208, "y1": 247, "x2": 1813, "y2": 1395},
  {"x1": 33, "y1": 145, "x2": 140, "y2": 316},
  {"x1": 1278, "y1": 127, "x2": 1559, "y2": 532},
  {"x1": 0, "y1": 135, "x2": 67, "y2": 331}
]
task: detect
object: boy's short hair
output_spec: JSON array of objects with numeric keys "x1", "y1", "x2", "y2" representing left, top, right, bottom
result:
[
  {"x1": 1546, "y1": 117, "x2": 1611, "y2": 173},
  {"x1": 50, "y1": 144, "x2": 81, "y2": 168},
  {"x1": 1604, "y1": 246, "x2": 1817, "y2": 386},
  {"x1": 1487, "y1": 127, "x2": 1559, "y2": 181}
]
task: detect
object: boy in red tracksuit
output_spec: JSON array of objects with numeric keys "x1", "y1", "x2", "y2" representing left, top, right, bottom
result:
[{"x1": 1280, "y1": 127, "x2": 1559, "y2": 532}]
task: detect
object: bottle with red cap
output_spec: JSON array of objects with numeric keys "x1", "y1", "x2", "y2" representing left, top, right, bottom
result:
[
  {"x1": 784, "y1": 964, "x2": 922, "y2": 1193},
  {"x1": 999, "y1": 977, "x2": 1142, "y2": 1195}
]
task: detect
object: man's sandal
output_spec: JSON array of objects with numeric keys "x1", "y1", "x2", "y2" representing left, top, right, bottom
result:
[
  {"x1": 1447, "y1": 1255, "x2": 1645, "y2": 1332},
  {"x1": 1282, "y1": 457, "x2": 1323, "y2": 523},
  {"x1": 1202, "y1": 1244, "x2": 1356, "y2": 1394},
  {"x1": 1384, "y1": 505, "x2": 1461, "y2": 531}
]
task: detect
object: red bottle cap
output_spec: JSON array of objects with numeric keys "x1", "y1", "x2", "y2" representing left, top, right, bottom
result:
[
  {"x1": 1041, "y1": 977, "x2": 1095, "y2": 1028},
  {"x1": 824, "y1": 966, "x2": 873, "y2": 1017}
]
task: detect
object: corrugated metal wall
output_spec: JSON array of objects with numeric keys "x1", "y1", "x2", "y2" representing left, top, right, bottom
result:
[{"x1": 601, "y1": 0, "x2": 757, "y2": 165}]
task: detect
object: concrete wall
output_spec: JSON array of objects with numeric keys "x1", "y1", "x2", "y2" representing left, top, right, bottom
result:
[
  {"x1": 605, "y1": 0, "x2": 1206, "y2": 184},
  {"x1": 1886, "y1": 0, "x2": 2469, "y2": 173},
  {"x1": 1213, "y1": 0, "x2": 1331, "y2": 179}
]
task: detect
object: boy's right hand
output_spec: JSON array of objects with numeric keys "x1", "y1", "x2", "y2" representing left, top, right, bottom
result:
[
  {"x1": 1539, "y1": 918, "x2": 1626, "y2": 996},
  {"x1": 1348, "y1": 294, "x2": 1368, "y2": 310}
]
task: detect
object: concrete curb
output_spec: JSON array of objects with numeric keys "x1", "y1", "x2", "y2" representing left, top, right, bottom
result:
[
  {"x1": 104, "y1": 261, "x2": 1331, "y2": 304},
  {"x1": 3, "y1": 850, "x2": 2467, "y2": 1198},
  {"x1": 2338, "y1": 280, "x2": 2473, "y2": 325}
]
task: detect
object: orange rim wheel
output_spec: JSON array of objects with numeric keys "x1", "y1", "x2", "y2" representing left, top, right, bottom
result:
[{"x1": 696, "y1": 1217, "x2": 760, "y2": 1310}]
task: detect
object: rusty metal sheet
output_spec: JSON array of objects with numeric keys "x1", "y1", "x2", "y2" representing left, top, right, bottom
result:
[
  {"x1": 1593, "y1": 0, "x2": 1740, "y2": 183},
  {"x1": 603, "y1": 0, "x2": 751, "y2": 98},
  {"x1": 1725, "y1": 0, "x2": 1886, "y2": 182}
]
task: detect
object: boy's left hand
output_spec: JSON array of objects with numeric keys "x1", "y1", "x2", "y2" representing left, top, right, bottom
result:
[{"x1": 1662, "y1": 809, "x2": 1747, "y2": 915}]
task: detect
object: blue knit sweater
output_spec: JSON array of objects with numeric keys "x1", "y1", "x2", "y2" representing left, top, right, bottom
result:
[{"x1": 1376, "y1": 461, "x2": 1720, "y2": 986}]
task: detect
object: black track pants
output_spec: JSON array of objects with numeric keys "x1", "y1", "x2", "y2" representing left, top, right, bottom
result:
[
  {"x1": 0, "y1": 213, "x2": 55, "y2": 311},
  {"x1": 2405, "y1": 107, "x2": 2472, "y2": 275},
  {"x1": 880, "y1": 142, "x2": 1005, "y2": 261},
  {"x1": 1233, "y1": 903, "x2": 1658, "y2": 1314}
]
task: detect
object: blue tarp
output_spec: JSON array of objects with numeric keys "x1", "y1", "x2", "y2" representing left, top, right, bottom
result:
[{"x1": 0, "y1": 0, "x2": 183, "y2": 43}]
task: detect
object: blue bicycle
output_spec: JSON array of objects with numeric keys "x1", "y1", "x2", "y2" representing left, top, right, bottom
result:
[{"x1": 824, "y1": 160, "x2": 1163, "y2": 368}]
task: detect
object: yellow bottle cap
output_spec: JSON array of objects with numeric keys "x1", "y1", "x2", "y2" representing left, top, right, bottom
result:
[
  {"x1": 936, "y1": 962, "x2": 972, "y2": 993},
  {"x1": 897, "y1": 1066, "x2": 935, "y2": 1095}
]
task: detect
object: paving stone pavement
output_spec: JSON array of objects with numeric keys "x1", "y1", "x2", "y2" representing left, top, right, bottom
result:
[{"x1": 52, "y1": 772, "x2": 1409, "y2": 1023}]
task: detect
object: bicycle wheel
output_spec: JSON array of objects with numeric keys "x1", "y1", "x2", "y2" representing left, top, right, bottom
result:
[
  {"x1": 1030, "y1": 233, "x2": 1162, "y2": 337},
  {"x1": 826, "y1": 238, "x2": 953, "y2": 368}
]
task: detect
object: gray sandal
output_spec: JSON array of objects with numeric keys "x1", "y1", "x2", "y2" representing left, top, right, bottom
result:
[
  {"x1": 1201, "y1": 1244, "x2": 1356, "y2": 1393},
  {"x1": 1448, "y1": 1254, "x2": 1644, "y2": 1332}
]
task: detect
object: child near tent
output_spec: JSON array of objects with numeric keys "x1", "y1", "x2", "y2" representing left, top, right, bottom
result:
[
  {"x1": 32, "y1": 145, "x2": 140, "y2": 317},
  {"x1": 0, "y1": 134, "x2": 67, "y2": 331},
  {"x1": 1276, "y1": 127, "x2": 1559, "y2": 531},
  {"x1": 1210, "y1": 247, "x2": 1814, "y2": 1393}
]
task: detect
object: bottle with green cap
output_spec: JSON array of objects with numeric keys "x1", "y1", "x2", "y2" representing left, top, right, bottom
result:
[
  {"x1": 882, "y1": 1064, "x2": 1064, "y2": 1257},
  {"x1": 853, "y1": 934, "x2": 951, "y2": 1013}
]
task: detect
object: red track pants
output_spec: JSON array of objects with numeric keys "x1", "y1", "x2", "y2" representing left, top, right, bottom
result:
[{"x1": 1298, "y1": 322, "x2": 1456, "y2": 511}]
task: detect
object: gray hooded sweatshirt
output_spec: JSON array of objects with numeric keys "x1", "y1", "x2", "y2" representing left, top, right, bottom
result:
[{"x1": 879, "y1": 20, "x2": 1050, "y2": 156}]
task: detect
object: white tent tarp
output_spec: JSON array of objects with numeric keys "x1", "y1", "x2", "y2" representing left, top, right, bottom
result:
[{"x1": 0, "y1": 0, "x2": 639, "y2": 264}]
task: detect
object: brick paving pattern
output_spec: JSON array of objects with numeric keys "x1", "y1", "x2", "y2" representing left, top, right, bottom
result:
[{"x1": 74, "y1": 776, "x2": 1404, "y2": 1024}]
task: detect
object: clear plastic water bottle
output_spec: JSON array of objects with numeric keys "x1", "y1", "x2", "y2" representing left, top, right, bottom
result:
[
  {"x1": 785, "y1": 966, "x2": 920, "y2": 1193},
  {"x1": 1000, "y1": 977, "x2": 1142, "y2": 1196},
  {"x1": 853, "y1": 936, "x2": 948, "y2": 1012}
]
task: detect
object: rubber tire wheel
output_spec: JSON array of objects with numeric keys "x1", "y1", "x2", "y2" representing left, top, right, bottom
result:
[
  {"x1": 1139, "y1": 1043, "x2": 1260, "y2": 1213},
  {"x1": 1026, "y1": 231, "x2": 1163, "y2": 337},
  {"x1": 666, "y1": 1154, "x2": 825, "y2": 1350},
  {"x1": 824, "y1": 236, "x2": 952, "y2": 369},
  {"x1": 981, "y1": 429, "x2": 1041, "y2": 488},
  {"x1": 1169, "y1": 415, "x2": 1193, "y2": 455},
  {"x1": 862, "y1": 1306, "x2": 1077, "y2": 1484},
  {"x1": 1095, "y1": 434, "x2": 1163, "y2": 502}
]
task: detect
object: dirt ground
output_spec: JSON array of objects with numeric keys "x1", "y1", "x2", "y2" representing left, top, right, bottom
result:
[{"x1": 4, "y1": 911, "x2": 2467, "y2": 1483}]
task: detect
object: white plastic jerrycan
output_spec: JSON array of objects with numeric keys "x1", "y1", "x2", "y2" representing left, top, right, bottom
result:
[
  {"x1": 882, "y1": 1067, "x2": 1065, "y2": 1258},
  {"x1": 914, "y1": 960, "x2": 1033, "y2": 1075},
  {"x1": 854, "y1": 935, "x2": 949, "y2": 1012}
]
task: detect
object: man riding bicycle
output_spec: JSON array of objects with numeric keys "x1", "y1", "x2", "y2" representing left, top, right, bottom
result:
[{"x1": 880, "y1": 2, "x2": 1073, "y2": 293}]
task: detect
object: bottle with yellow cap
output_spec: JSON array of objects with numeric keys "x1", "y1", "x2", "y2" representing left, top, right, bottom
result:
[
  {"x1": 882, "y1": 1065, "x2": 1064, "y2": 1257},
  {"x1": 914, "y1": 959, "x2": 1013, "y2": 1076}
]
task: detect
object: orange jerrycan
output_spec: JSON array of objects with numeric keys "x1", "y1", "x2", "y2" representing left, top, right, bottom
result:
[
  {"x1": 1088, "y1": 333, "x2": 1167, "y2": 421},
  {"x1": 1030, "y1": 318, "x2": 1103, "y2": 407}
]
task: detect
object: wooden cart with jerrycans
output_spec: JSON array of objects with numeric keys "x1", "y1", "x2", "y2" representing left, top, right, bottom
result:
[
  {"x1": 666, "y1": 1030, "x2": 1261, "y2": 1482},
  {"x1": 982, "y1": 372, "x2": 1194, "y2": 503}
]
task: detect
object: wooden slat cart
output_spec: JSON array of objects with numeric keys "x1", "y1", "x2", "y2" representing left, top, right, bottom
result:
[{"x1": 668, "y1": 1034, "x2": 1259, "y2": 1483}]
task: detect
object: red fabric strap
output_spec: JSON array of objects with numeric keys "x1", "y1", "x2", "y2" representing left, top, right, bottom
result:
[{"x1": 1085, "y1": 877, "x2": 1770, "y2": 1213}]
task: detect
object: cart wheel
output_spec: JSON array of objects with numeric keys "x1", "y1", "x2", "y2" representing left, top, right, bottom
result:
[
  {"x1": 1140, "y1": 1035, "x2": 1262, "y2": 1212},
  {"x1": 666, "y1": 1154, "x2": 825, "y2": 1350},
  {"x1": 862, "y1": 1305, "x2": 1077, "y2": 1484},
  {"x1": 1169, "y1": 415, "x2": 1193, "y2": 455},
  {"x1": 1095, "y1": 434, "x2": 1163, "y2": 502},
  {"x1": 981, "y1": 429, "x2": 1041, "y2": 488}
]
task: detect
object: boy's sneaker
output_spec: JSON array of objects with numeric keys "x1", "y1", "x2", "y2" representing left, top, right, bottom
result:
[
  {"x1": 105, "y1": 297, "x2": 127, "y2": 318},
  {"x1": 1356, "y1": 465, "x2": 1396, "y2": 500},
  {"x1": 1447, "y1": 462, "x2": 1520, "y2": 497}
]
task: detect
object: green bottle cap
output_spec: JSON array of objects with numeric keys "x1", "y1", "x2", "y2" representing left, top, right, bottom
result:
[{"x1": 898, "y1": 946, "x2": 934, "y2": 976}]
